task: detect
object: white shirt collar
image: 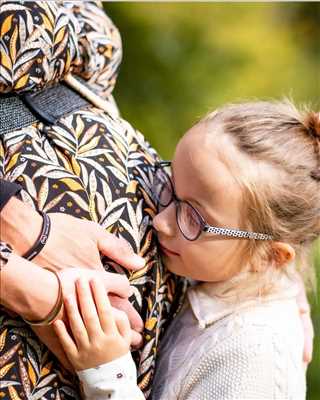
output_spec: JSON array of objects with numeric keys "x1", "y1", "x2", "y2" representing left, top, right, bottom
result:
[{"x1": 187, "y1": 272, "x2": 299, "y2": 329}]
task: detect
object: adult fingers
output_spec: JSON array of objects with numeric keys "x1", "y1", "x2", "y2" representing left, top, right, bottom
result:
[
  {"x1": 97, "y1": 231, "x2": 145, "y2": 271},
  {"x1": 301, "y1": 311, "x2": 314, "y2": 364},
  {"x1": 76, "y1": 279, "x2": 102, "y2": 339},
  {"x1": 112, "y1": 308, "x2": 131, "y2": 342},
  {"x1": 130, "y1": 330, "x2": 143, "y2": 349},
  {"x1": 64, "y1": 293, "x2": 89, "y2": 349},
  {"x1": 295, "y1": 275, "x2": 314, "y2": 364},
  {"x1": 102, "y1": 271, "x2": 131, "y2": 299},
  {"x1": 108, "y1": 293, "x2": 144, "y2": 333},
  {"x1": 90, "y1": 279, "x2": 117, "y2": 333},
  {"x1": 53, "y1": 320, "x2": 78, "y2": 360},
  {"x1": 296, "y1": 277, "x2": 310, "y2": 315},
  {"x1": 111, "y1": 307, "x2": 142, "y2": 348}
]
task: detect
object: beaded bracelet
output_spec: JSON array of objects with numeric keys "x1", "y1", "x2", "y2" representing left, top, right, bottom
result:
[
  {"x1": 22, "y1": 267, "x2": 63, "y2": 326},
  {"x1": 22, "y1": 211, "x2": 51, "y2": 261}
]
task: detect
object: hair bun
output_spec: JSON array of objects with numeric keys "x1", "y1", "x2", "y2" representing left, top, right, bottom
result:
[{"x1": 305, "y1": 111, "x2": 320, "y2": 139}]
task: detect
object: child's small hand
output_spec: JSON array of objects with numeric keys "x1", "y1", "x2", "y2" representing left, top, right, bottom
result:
[{"x1": 53, "y1": 278, "x2": 132, "y2": 371}]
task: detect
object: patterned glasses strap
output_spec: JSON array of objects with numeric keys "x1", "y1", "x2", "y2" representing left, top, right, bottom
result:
[{"x1": 204, "y1": 226, "x2": 273, "y2": 241}]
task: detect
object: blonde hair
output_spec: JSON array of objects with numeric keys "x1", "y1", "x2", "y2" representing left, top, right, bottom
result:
[{"x1": 200, "y1": 100, "x2": 320, "y2": 297}]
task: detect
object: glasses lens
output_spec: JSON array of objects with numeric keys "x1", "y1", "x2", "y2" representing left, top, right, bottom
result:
[
  {"x1": 154, "y1": 168, "x2": 173, "y2": 208},
  {"x1": 177, "y1": 201, "x2": 202, "y2": 240}
]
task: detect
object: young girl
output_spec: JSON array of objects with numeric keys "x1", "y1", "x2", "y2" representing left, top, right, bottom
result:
[{"x1": 54, "y1": 100, "x2": 320, "y2": 399}]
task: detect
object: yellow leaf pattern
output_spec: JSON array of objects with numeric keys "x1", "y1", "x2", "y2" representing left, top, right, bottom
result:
[
  {"x1": 0, "y1": 362, "x2": 14, "y2": 379},
  {"x1": 28, "y1": 361, "x2": 37, "y2": 387},
  {"x1": 145, "y1": 317, "x2": 157, "y2": 331},
  {"x1": 71, "y1": 156, "x2": 81, "y2": 176},
  {"x1": 41, "y1": 361, "x2": 53, "y2": 377},
  {"x1": 6, "y1": 153, "x2": 20, "y2": 171},
  {"x1": 54, "y1": 27, "x2": 65, "y2": 45},
  {"x1": 8, "y1": 386, "x2": 22, "y2": 400},
  {"x1": 9, "y1": 25, "x2": 18, "y2": 62},
  {"x1": 14, "y1": 74, "x2": 29, "y2": 90},
  {"x1": 60, "y1": 178, "x2": 83, "y2": 192},
  {"x1": 0, "y1": 0, "x2": 123, "y2": 96},
  {"x1": 1, "y1": 14, "x2": 13, "y2": 36},
  {"x1": 42, "y1": 14, "x2": 53, "y2": 31},
  {"x1": 1, "y1": 49, "x2": 12, "y2": 71},
  {"x1": 0, "y1": 329, "x2": 7, "y2": 352}
]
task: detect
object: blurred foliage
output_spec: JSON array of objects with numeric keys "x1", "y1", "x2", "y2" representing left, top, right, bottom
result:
[{"x1": 105, "y1": 2, "x2": 319, "y2": 399}]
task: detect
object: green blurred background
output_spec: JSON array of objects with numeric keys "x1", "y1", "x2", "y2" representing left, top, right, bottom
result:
[{"x1": 105, "y1": 2, "x2": 319, "y2": 398}]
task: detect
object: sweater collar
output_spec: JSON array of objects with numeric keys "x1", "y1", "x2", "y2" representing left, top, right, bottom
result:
[{"x1": 187, "y1": 272, "x2": 299, "y2": 329}]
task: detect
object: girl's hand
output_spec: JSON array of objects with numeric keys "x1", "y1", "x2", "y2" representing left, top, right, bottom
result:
[
  {"x1": 53, "y1": 278, "x2": 132, "y2": 371},
  {"x1": 57, "y1": 267, "x2": 143, "y2": 345}
]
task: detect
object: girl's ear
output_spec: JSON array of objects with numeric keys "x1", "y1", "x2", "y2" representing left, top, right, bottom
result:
[{"x1": 271, "y1": 242, "x2": 296, "y2": 268}]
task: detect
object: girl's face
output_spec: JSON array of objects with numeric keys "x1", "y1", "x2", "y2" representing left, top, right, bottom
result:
[{"x1": 153, "y1": 123, "x2": 248, "y2": 282}]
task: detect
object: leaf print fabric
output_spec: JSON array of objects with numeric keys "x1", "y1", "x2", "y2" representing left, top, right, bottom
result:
[
  {"x1": 0, "y1": 1, "x2": 121, "y2": 97},
  {"x1": 0, "y1": 1, "x2": 187, "y2": 399}
]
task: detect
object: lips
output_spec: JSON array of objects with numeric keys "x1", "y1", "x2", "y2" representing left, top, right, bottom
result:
[{"x1": 159, "y1": 241, "x2": 180, "y2": 257}]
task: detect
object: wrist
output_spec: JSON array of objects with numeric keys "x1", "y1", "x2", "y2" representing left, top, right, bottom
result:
[
  {"x1": 0, "y1": 197, "x2": 42, "y2": 256},
  {"x1": 0, "y1": 254, "x2": 60, "y2": 321}
]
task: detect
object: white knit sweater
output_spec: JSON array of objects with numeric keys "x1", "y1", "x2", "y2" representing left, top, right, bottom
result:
[
  {"x1": 77, "y1": 277, "x2": 306, "y2": 400},
  {"x1": 152, "y1": 280, "x2": 306, "y2": 399}
]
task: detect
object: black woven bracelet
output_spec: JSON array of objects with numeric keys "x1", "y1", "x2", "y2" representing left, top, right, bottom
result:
[{"x1": 22, "y1": 211, "x2": 51, "y2": 261}]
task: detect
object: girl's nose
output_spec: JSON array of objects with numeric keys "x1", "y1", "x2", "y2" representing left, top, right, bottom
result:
[{"x1": 153, "y1": 203, "x2": 176, "y2": 237}]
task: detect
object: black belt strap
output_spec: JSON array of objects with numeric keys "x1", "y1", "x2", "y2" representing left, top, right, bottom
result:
[{"x1": 0, "y1": 80, "x2": 91, "y2": 135}]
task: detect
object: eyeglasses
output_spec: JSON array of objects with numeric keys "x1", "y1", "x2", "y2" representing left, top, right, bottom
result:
[{"x1": 152, "y1": 161, "x2": 273, "y2": 242}]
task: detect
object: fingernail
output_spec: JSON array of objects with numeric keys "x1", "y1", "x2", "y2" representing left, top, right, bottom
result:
[
  {"x1": 134, "y1": 255, "x2": 145, "y2": 269},
  {"x1": 135, "y1": 317, "x2": 144, "y2": 333},
  {"x1": 66, "y1": 296, "x2": 73, "y2": 305},
  {"x1": 75, "y1": 278, "x2": 82, "y2": 287}
]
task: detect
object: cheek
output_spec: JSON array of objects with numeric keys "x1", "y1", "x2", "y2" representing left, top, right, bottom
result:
[
  {"x1": 182, "y1": 240, "x2": 227, "y2": 266},
  {"x1": 180, "y1": 239, "x2": 244, "y2": 281}
]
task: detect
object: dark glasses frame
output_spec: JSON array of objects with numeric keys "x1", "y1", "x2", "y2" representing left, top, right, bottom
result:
[{"x1": 153, "y1": 161, "x2": 273, "y2": 241}]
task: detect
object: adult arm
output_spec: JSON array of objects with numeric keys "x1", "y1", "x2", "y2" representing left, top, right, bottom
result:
[
  {"x1": 0, "y1": 179, "x2": 22, "y2": 211},
  {"x1": 1, "y1": 253, "x2": 61, "y2": 321}
]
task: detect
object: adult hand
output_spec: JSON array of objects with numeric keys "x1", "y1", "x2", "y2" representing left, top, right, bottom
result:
[
  {"x1": 1, "y1": 197, "x2": 145, "y2": 272},
  {"x1": 295, "y1": 276, "x2": 314, "y2": 368},
  {"x1": 35, "y1": 212, "x2": 145, "y2": 272}
]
